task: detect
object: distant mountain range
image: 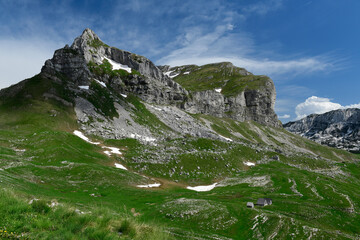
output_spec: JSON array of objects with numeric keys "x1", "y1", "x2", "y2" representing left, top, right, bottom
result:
[{"x1": 284, "y1": 108, "x2": 360, "y2": 153}]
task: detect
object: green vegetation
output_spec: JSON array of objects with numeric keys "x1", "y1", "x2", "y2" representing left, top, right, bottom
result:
[
  {"x1": 125, "y1": 94, "x2": 173, "y2": 133},
  {"x1": 173, "y1": 62, "x2": 270, "y2": 97},
  {"x1": 0, "y1": 188, "x2": 170, "y2": 240},
  {"x1": 85, "y1": 81, "x2": 119, "y2": 119},
  {"x1": 87, "y1": 38, "x2": 109, "y2": 49}
]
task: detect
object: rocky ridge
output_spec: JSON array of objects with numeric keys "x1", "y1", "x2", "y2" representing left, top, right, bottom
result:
[{"x1": 284, "y1": 108, "x2": 360, "y2": 153}]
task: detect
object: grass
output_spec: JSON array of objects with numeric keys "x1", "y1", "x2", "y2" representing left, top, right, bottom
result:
[
  {"x1": 173, "y1": 62, "x2": 271, "y2": 97},
  {"x1": 87, "y1": 38, "x2": 109, "y2": 49},
  {"x1": 0, "y1": 188, "x2": 170, "y2": 240},
  {"x1": 84, "y1": 80, "x2": 119, "y2": 119}
]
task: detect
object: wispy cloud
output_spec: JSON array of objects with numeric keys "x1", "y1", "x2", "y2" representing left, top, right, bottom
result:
[
  {"x1": 243, "y1": 0, "x2": 283, "y2": 15},
  {"x1": 159, "y1": 54, "x2": 336, "y2": 77},
  {"x1": 157, "y1": 10, "x2": 338, "y2": 77},
  {"x1": 278, "y1": 114, "x2": 290, "y2": 119}
]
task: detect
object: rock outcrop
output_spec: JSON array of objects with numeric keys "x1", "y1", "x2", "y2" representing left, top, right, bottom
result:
[{"x1": 284, "y1": 108, "x2": 360, "y2": 152}]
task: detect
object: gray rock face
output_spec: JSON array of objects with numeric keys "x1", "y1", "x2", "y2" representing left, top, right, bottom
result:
[
  {"x1": 41, "y1": 45, "x2": 91, "y2": 86},
  {"x1": 183, "y1": 81, "x2": 279, "y2": 127},
  {"x1": 284, "y1": 108, "x2": 360, "y2": 152},
  {"x1": 40, "y1": 28, "x2": 280, "y2": 127}
]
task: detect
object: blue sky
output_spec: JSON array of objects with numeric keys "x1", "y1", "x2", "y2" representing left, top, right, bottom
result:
[{"x1": 1, "y1": 0, "x2": 359, "y2": 122}]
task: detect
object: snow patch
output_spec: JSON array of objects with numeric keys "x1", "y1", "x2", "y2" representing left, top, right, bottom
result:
[
  {"x1": 164, "y1": 70, "x2": 174, "y2": 77},
  {"x1": 137, "y1": 183, "x2": 161, "y2": 188},
  {"x1": 106, "y1": 147, "x2": 121, "y2": 155},
  {"x1": 130, "y1": 133, "x2": 156, "y2": 142},
  {"x1": 103, "y1": 146, "x2": 121, "y2": 156},
  {"x1": 215, "y1": 88, "x2": 222, "y2": 93},
  {"x1": 183, "y1": 71, "x2": 190, "y2": 75},
  {"x1": 170, "y1": 73, "x2": 179, "y2": 78},
  {"x1": 73, "y1": 130, "x2": 100, "y2": 145},
  {"x1": 120, "y1": 93, "x2": 127, "y2": 98},
  {"x1": 94, "y1": 79, "x2": 106, "y2": 87},
  {"x1": 149, "y1": 105, "x2": 163, "y2": 111},
  {"x1": 219, "y1": 135, "x2": 233, "y2": 142},
  {"x1": 244, "y1": 161, "x2": 256, "y2": 166},
  {"x1": 187, "y1": 183, "x2": 218, "y2": 192},
  {"x1": 79, "y1": 86, "x2": 89, "y2": 90},
  {"x1": 14, "y1": 149, "x2": 26, "y2": 152},
  {"x1": 103, "y1": 57, "x2": 132, "y2": 73},
  {"x1": 165, "y1": 71, "x2": 179, "y2": 78},
  {"x1": 114, "y1": 163, "x2": 127, "y2": 170}
]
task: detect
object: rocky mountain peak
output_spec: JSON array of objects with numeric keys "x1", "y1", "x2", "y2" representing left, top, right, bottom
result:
[
  {"x1": 72, "y1": 28, "x2": 102, "y2": 49},
  {"x1": 41, "y1": 28, "x2": 188, "y2": 104},
  {"x1": 24, "y1": 28, "x2": 281, "y2": 127}
]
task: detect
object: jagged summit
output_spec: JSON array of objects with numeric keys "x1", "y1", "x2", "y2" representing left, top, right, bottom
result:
[{"x1": 70, "y1": 28, "x2": 106, "y2": 56}]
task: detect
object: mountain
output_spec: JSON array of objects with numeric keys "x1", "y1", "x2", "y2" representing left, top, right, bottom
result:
[
  {"x1": 0, "y1": 29, "x2": 360, "y2": 239},
  {"x1": 284, "y1": 108, "x2": 360, "y2": 153}
]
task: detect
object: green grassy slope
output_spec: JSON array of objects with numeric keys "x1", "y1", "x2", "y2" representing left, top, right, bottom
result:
[
  {"x1": 172, "y1": 62, "x2": 270, "y2": 97},
  {"x1": 0, "y1": 75, "x2": 359, "y2": 239}
]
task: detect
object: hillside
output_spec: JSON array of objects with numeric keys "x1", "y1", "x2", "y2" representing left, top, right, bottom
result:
[{"x1": 0, "y1": 29, "x2": 359, "y2": 239}]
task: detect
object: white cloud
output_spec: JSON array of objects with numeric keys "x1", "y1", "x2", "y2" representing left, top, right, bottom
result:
[
  {"x1": 295, "y1": 96, "x2": 360, "y2": 120},
  {"x1": 0, "y1": 38, "x2": 61, "y2": 90},
  {"x1": 278, "y1": 114, "x2": 290, "y2": 119},
  {"x1": 346, "y1": 103, "x2": 360, "y2": 109}
]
